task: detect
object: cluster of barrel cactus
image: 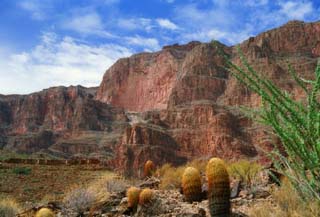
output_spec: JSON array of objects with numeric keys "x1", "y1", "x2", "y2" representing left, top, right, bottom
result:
[
  {"x1": 126, "y1": 187, "x2": 154, "y2": 209},
  {"x1": 180, "y1": 158, "x2": 230, "y2": 217}
]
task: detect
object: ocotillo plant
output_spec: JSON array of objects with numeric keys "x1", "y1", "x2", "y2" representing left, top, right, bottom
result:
[{"x1": 226, "y1": 47, "x2": 320, "y2": 201}]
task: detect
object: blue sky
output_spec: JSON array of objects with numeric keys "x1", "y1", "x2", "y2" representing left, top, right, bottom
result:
[{"x1": 0, "y1": 0, "x2": 319, "y2": 94}]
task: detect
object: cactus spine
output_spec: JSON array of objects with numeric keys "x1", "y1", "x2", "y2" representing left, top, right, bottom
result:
[
  {"x1": 126, "y1": 187, "x2": 141, "y2": 209},
  {"x1": 35, "y1": 208, "x2": 55, "y2": 217},
  {"x1": 181, "y1": 167, "x2": 202, "y2": 202},
  {"x1": 143, "y1": 160, "x2": 155, "y2": 177},
  {"x1": 206, "y1": 158, "x2": 230, "y2": 217},
  {"x1": 139, "y1": 188, "x2": 153, "y2": 205}
]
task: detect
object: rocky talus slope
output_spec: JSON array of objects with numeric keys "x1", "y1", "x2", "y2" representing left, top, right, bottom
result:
[{"x1": 1, "y1": 20, "x2": 320, "y2": 174}]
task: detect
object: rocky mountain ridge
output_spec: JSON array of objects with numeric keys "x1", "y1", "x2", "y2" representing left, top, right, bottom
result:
[{"x1": 1, "y1": 20, "x2": 319, "y2": 175}]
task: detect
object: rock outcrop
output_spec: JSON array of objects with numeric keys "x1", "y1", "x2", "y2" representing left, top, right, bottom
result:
[{"x1": 1, "y1": 20, "x2": 320, "y2": 174}]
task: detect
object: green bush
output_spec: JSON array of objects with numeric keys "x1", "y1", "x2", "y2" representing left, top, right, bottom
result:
[
  {"x1": 227, "y1": 47, "x2": 320, "y2": 201},
  {"x1": 12, "y1": 167, "x2": 31, "y2": 175}
]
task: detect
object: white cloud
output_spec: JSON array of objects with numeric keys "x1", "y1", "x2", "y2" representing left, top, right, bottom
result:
[
  {"x1": 156, "y1": 19, "x2": 179, "y2": 30},
  {"x1": 0, "y1": 32, "x2": 132, "y2": 94},
  {"x1": 118, "y1": 18, "x2": 153, "y2": 31},
  {"x1": 62, "y1": 12, "x2": 114, "y2": 38},
  {"x1": 18, "y1": 0, "x2": 52, "y2": 20},
  {"x1": 125, "y1": 35, "x2": 160, "y2": 51},
  {"x1": 279, "y1": 1, "x2": 314, "y2": 20}
]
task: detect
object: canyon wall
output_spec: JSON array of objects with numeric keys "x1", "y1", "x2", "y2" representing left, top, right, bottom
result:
[{"x1": 1, "y1": 20, "x2": 320, "y2": 175}]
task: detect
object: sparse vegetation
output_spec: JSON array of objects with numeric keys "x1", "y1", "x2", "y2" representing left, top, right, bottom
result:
[
  {"x1": 0, "y1": 198, "x2": 20, "y2": 217},
  {"x1": 248, "y1": 179, "x2": 320, "y2": 217},
  {"x1": 228, "y1": 160, "x2": 262, "y2": 189},
  {"x1": 227, "y1": 48, "x2": 320, "y2": 201},
  {"x1": 12, "y1": 166, "x2": 31, "y2": 175},
  {"x1": 63, "y1": 186, "x2": 97, "y2": 215},
  {"x1": 156, "y1": 164, "x2": 185, "y2": 190}
]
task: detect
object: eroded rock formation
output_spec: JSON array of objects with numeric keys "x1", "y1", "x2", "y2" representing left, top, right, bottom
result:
[{"x1": 1, "y1": 20, "x2": 320, "y2": 175}]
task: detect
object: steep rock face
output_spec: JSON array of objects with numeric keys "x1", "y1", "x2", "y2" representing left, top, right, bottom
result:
[
  {"x1": 0, "y1": 86, "x2": 129, "y2": 156},
  {"x1": 110, "y1": 124, "x2": 186, "y2": 176},
  {"x1": 96, "y1": 42, "x2": 201, "y2": 111}
]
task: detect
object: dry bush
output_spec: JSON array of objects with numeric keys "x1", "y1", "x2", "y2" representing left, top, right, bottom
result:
[
  {"x1": 227, "y1": 160, "x2": 262, "y2": 188},
  {"x1": 105, "y1": 177, "x2": 129, "y2": 193},
  {"x1": 63, "y1": 186, "x2": 97, "y2": 215},
  {"x1": 249, "y1": 179, "x2": 320, "y2": 217},
  {"x1": 156, "y1": 164, "x2": 186, "y2": 190},
  {"x1": 186, "y1": 159, "x2": 207, "y2": 174},
  {"x1": 0, "y1": 198, "x2": 20, "y2": 217}
]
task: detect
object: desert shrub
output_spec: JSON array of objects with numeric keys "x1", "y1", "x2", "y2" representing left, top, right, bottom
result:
[
  {"x1": 228, "y1": 160, "x2": 262, "y2": 188},
  {"x1": 63, "y1": 187, "x2": 96, "y2": 215},
  {"x1": 186, "y1": 159, "x2": 207, "y2": 174},
  {"x1": 12, "y1": 167, "x2": 31, "y2": 175},
  {"x1": 227, "y1": 48, "x2": 320, "y2": 201},
  {"x1": 105, "y1": 177, "x2": 129, "y2": 193},
  {"x1": 0, "y1": 198, "x2": 20, "y2": 217},
  {"x1": 157, "y1": 164, "x2": 186, "y2": 190},
  {"x1": 248, "y1": 180, "x2": 320, "y2": 217}
]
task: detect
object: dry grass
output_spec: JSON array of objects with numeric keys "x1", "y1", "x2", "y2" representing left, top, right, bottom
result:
[
  {"x1": 227, "y1": 160, "x2": 262, "y2": 188},
  {"x1": 156, "y1": 159, "x2": 207, "y2": 190},
  {"x1": 156, "y1": 164, "x2": 185, "y2": 190},
  {"x1": 248, "y1": 179, "x2": 320, "y2": 217},
  {"x1": 0, "y1": 198, "x2": 21, "y2": 217}
]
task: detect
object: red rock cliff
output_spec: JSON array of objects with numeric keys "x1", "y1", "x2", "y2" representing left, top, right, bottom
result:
[{"x1": 1, "y1": 21, "x2": 320, "y2": 175}]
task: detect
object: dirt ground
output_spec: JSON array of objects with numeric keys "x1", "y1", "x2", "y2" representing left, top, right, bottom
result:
[{"x1": 0, "y1": 162, "x2": 111, "y2": 208}]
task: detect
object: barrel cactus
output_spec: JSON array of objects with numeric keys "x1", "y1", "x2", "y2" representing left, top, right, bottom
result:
[
  {"x1": 206, "y1": 158, "x2": 230, "y2": 217},
  {"x1": 143, "y1": 160, "x2": 156, "y2": 177},
  {"x1": 139, "y1": 188, "x2": 154, "y2": 205},
  {"x1": 181, "y1": 166, "x2": 202, "y2": 202},
  {"x1": 35, "y1": 208, "x2": 55, "y2": 217},
  {"x1": 127, "y1": 187, "x2": 141, "y2": 209}
]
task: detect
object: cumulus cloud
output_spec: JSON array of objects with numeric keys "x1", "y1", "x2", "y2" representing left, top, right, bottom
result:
[
  {"x1": 156, "y1": 19, "x2": 179, "y2": 30},
  {"x1": 0, "y1": 32, "x2": 132, "y2": 94},
  {"x1": 118, "y1": 18, "x2": 153, "y2": 31},
  {"x1": 279, "y1": 1, "x2": 314, "y2": 19},
  {"x1": 125, "y1": 35, "x2": 160, "y2": 51},
  {"x1": 61, "y1": 12, "x2": 115, "y2": 38}
]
